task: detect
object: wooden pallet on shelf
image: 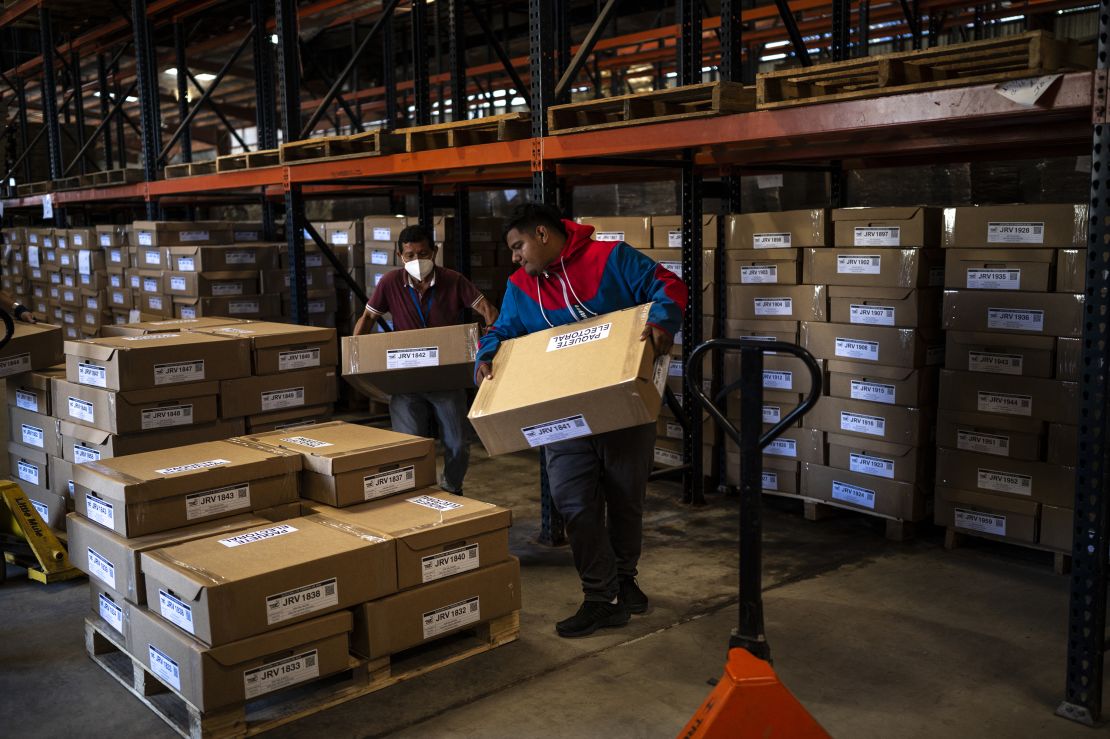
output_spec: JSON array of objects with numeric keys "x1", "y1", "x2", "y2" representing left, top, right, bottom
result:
[
  {"x1": 92, "y1": 168, "x2": 145, "y2": 186},
  {"x1": 763, "y1": 488, "x2": 920, "y2": 541},
  {"x1": 757, "y1": 31, "x2": 1092, "y2": 110},
  {"x1": 245, "y1": 148, "x2": 281, "y2": 168},
  {"x1": 165, "y1": 163, "x2": 192, "y2": 179},
  {"x1": 279, "y1": 131, "x2": 404, "y2": 164},
  {"x1": 15, "y1": 180, "x2": 51, "y2": 196},
  {"x1": 547, "y1": 81, "x2": 754, "y2": 135},
  {"x1": 399, "y1": 112, "x2": 531, "y2": 152},
  {"x1": 944, "y1": 527, "x2": 1071, "y2": 575},
  {"x1": 85, "y1": 610, "x2": 520, "y2": 739}
]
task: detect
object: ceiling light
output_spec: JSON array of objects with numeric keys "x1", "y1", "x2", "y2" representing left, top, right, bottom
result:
[{"x1": 196, "y1": 73, "x2": 216, "y2": 82}]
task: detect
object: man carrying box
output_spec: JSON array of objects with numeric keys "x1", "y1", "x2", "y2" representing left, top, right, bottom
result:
[
  {"x1": 476, "y1": 203, "x2": 687, "y2": 638},
  {"x1": 354, "y1": 224, "x2": 499, "y2": 495}
]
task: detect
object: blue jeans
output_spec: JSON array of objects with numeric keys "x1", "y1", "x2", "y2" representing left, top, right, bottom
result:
[{"x1": 389, "y1": 389, "x2": 470, "y2": 494}]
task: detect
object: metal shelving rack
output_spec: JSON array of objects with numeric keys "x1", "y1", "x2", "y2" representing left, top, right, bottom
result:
[{"x1": 0, "y1": 0, "x2": 1107, "y2": 724}]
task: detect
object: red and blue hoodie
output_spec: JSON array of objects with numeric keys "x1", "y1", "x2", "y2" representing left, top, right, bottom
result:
[{"x1": 475, "y1": 219, "x2": 688, "y2": 376}]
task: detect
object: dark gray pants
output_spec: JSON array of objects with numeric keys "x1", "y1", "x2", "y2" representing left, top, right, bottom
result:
[{"x1": 543, "y1": 422, "x2": 656, "y2": 602}]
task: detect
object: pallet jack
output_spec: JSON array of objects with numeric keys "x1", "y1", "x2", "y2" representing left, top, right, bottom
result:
[
  {"x1": 0, "y1": 307, "x2": 82, "y2": 585},
  {"x1": 679, "y1": 338, "x2": 829, "y2": 738}
]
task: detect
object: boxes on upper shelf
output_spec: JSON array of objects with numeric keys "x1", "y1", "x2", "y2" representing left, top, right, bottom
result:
[
  {"x1": 938, "y1": 369, "x2": 1078, "y2": 424},
  {"x1": 943, "y1": 249, "x2": 1055, "y2": 292},
  {"x1": 941, "y1": 290, "x2": 1083, "y2": 337},
  {"x1": 942, "y1": 204, "x2": 1086, "y2": 248},
  {"x1": 132, "y1": 221, "x2": 234, "y2": 248},
  {"x1": 575, "y1": 217, "x2": 651, "y2": 248},
  {"x1": 832, "y1": 207, "x2": 942, "y2": 248},
  {"x1": 726, "y1": 210, "x2": 829, "y2": 249},
  {"x1": 726, "y1": 285, "x2": 827, "y2": 322},
  {"x1": 650, "y1": 215, "x2": 718, "y2": 249},
  {"x1": 827, "y1": 287, "x2": 939, "y2": 328},
  {"x1": 801, "y1": 322, "x2": 941, "y2": 369},
  {"x1": 166, "y1": 243, "x2": 279, "y2": 273},
  {"x1": 802, "y1": 248, "x2": 943, "y2": 288}
]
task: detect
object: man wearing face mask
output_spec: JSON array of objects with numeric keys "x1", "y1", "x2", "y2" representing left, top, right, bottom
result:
[{"x1": 354, "y1": 224, "x2": 498, "y2": 495}]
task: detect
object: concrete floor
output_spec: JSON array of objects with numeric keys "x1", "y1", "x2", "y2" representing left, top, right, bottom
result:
[{"x1": 0, "y1": 442, "x2": 1105, "y2": 738}]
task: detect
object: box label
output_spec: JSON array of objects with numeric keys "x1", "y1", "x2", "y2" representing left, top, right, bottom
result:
[
  {"x1": 229, "y1": 299, "x2": 260, "y2": 315},
  {"x1": 665, "y1": 421, "x2": 684, "y2": 439},
  {"x1": 987, "y1": 221, "x2": 1044, "y2": 244},
  {"x1": 16, "y1": 460, "x2": 38, "y2": 486},
  {"x1": 547, "y1": 323, "x2": 612, "y2": 352},
  {"x1": 170, "y1": 276, "x2": 186, "y2": 291},
  {"x1": 74, "y1": 445, "x2": 101, "y2": 464},
  {"x1": 279, "y1": 436, "x2": 333, "y2": 448},
  {"x1": 235, "y1": 231, "x2": 259, "y2": 242},
  {"x1": 176, "y1": 256, "x2": 196, "y2": 271},
  {"x1": 276, "y1": 348, "x2": 321, "y2": 372},
  {"x1": 21, "y1": 423, "x2": 44, "y2": 448},
  {"x1": 763, "y1": 369, "x2": 793, "y2": 390},
  {"x1": 837, "y1": 254, "x2": 881, "y2": 274},
  {"x1": 78, "y1": 250, "x2": 93, "y2": 275},
  {"x1": 957, "y1": 429, "x2": 1010, "y2": 456},
  {"x1": 99, "y1": 234, "x2": 112, "y2": 247},
  {"x1": 840, "y1": 411, "x2": 886, "y2": 437},
  {"x1": 225, "y1": 250, "x2": 255, "y2": 265},
  {"x1": 667, "y1": 230, "x2": 682, "y2": 248},
  {"x1": 148, "y1": 645, "x2": 181, "y2": 690},
  {"x1": 853, "y1": 227, "x2": 900, "y2": 246},
  {"x1": 98, "y1": 593, "x2": 123, "y2": 635},
  {"x1": 177, "y1": 230, "x2": 210, "y2": 243},
  {"x1": 753, "y1": 233, "x2": 791, "y2": 248},
  {"x1": 977, "y1": 391, "x2": 1032, "y2": 417},
  {"x1": 741, "y1": 265, "x2": 778, "y2": 284},
  {"x1": 986, "y1": 308, "x2": 1043, "y2": 332},
  {"x1": 765, "y1": 438, "x2": 797, "y2": 458},
  {"x1": 308, "y1": 299, "x2": 327, "y2": 314},
  {"x1": 363, "y1": 465, "x2": 416, "y2": 500},
  {"x1": 219, "y1": 524, "x2": 298, "y2": 548},
  {"x1": 143, "y1": 249, "x2": 161, "y2": 266},
  {"x1": 153, "y1": 360, "x2": 205, "y2": 385},
  {"x1": 156, "y1": 458, "x2": 231, "y2": 476},
  {"x1": 521, "y1": 414, "x2": 593, "y2": 447},
  {"x1": 330, "y1": 231, "x2": 350, "y2": 245},
  {"x1": 660, "y1": 261, "x2": 683, "y2": 278},
  {"x1": 158, "y1": 589, "x2": 195, "y2": 634},
  {"x1": 372, "y1": 226, "x2": 392, "y2": 242},
  {"x1": 849, "y1": 304, "x2": 895, "y2": 326},
  {"x1": 243, "y1": 649, "x2": 320, "y2": 700},
  {"x1": 407, "y1": 494, "x2": 464, "y2": 512},
  {"x1": 977, "y1": 468, "x2": 1032, "y2": 496},
  {"x1": 371, "y1": 250, "x2": 390, "y2": 265},
  {"x1": 422, "y1": 543, "x2": 480, "y2": 584},
  {"x1": 754, "y1": 297, "x2": 792, "y2": 316},
  {"x1": 835, "y1": 338, "x2": 879, "y2": 362},
  {"x1": 141, "y1": 404, "x2": 194, "y2": 430},
  {"x1": 594, "y1": 231, "x2": 624, "y2": 242},
  {"x1": 850, "y1": 380, "x2": 896, "y2": 405},
  {"x1": 306, "y1": 253, "x2": 324, "y2": 268},
  {"x1": 423, "y1": 596, "x2": 481, "y2": 640},
  {"x1": 967, "y1": 268, "x2": 1021, "y2": 290},
  {"x1": 849, "y1": 452, "x2": 895, "y2": 479},
  {"x1": 654, "y1": 446, "x2": 683, "y2": 466},
  {"x1": 261, "y1": 387, "x2": 305, "y2": 412},
  {"x1": 968, "y1": 351, "x2": 1023, "y2": 375},
  {"x1": 67, "y1": 395, "x2": 95, "y2": 423},
  {"x1": 955, "y1": 507, "x2": 1007, "y2": 536},
  {"x1": 0, "y1": 353, "x2": 31, "y2": 376},
  {"x1": 185, "y1": 483, "x2": 250, "y2": 520},
  {"x1": 386, "y1": 346, "x2": 439, "y2": 369},
  {"x1": 137, "y1": 232, "x2": 153, "y2": 247},
  {"x1": 60, "y1": 253, "x2": 72, "y2": 267},
  {"x1": 762, "y1": 405, "x2": 782, "y2": 424},
  {"x1": 109, "y1": 248, "x2": 122, "y2": 263},
  {"x1": 831, "y1": 480, "x2": 877, "y2": 509},
  {"x1": 77, "y1": 361, "x2": 108, "y2": 388},
  {"x1": 180, "y1": 307, "x2": 197, "y2": 319},
  {"x1": 266, "y1": 577, "x2": 339, "y2": 625},
  {"x1": 15, "y1": 390, "x2": 38, "y2": 412},
  {"x1": 142, "y1": 277, "x2": 158, "y2": 293},
  {"x1": 760, "y1": 471, "x2": 779, "y2": 491},
  {"x1": 87, "y1": 546, "x2": 116, "y2": 589},
  {"x1": 85, "y1": 494, "x2": 114, "y2": 528},
  {"x1": 30, "y1": 499, "x2": 48, "y2": 523}
]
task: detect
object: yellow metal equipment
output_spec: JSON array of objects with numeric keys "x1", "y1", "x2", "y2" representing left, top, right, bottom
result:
[{"x1": 0, "y1": 481, "x2": 82, "y2": 584}]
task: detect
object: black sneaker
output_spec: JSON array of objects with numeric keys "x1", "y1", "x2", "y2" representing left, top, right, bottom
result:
[
  {"x1": 555, "y1": 600, "x2": 630, "y2": 638},
  {"x1": 619, "y1": 577, "x2": 649, "y2": 615}
]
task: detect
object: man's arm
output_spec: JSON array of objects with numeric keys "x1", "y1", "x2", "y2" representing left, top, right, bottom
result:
[
  {"x1": 474, "y1": 285, "x2": 526, "y2": 382},
  {"x1": 0, "y1": 289, "x2": 36, "y2": 323},
  {"x1": 472, "y1": 295, "x2": 499, "y2": 327},
  {"x1": 613, "y1": 243, "x2": 688, "y2": 356},
  {"x1": 353, "y1": 279, "x2": 391, "y2": 335}
]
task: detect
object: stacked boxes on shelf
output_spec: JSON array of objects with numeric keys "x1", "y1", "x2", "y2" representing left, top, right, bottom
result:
[
  {"x1": 934, "y1": 204, "x2": 1084, "y2": 553},
  {"x1": 452, "y1": 217, "x2": 515, "y2": 308},
  {"x1": 801, "y1": 207, "x2": 944, "y2": 529},
  {"x1": 1, "y1": 226, "x2": 30, "y2": 304}
]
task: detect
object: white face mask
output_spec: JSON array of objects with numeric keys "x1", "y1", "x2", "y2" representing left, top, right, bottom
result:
[{"x1": 405, "y1": 258, "x2": 434, "y2": 281}]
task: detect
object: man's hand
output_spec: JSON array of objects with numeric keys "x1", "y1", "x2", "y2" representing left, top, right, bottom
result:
[
  {"x1": 640, "y1": 325, "x2": 673, "y2": 357},
  {"x1": 476, "y1": 362, "x2": 494, "y2": 382},
  {"x1": 14, "y1": 304, "x2": 36, "y2": 323}
]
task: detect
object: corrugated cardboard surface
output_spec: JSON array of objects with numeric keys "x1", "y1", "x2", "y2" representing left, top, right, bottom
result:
[
  {"x1": 1039, "y1": 505, "x2": 1073, "y2": 551},
  {"x1": 935, "y1": 409, "x2": 1045, "y2": 462},
  {"x1": 943, "y1": 204, "x2": 1087, "y2": 248},
  {"x1": 801, "y1": 321, "x2": 941, "y2": 368},
  {"x1": 726, "y1": 210, "x2": 829, "y2": 249},
  {"x1": 9, "y1": 406, "x2": 61, "y2": 457},
  {"x1": 0, "y1": 322, "x2": 64, "y2": 378},
  {"x1": 934, "y1": 486, "x2": 1038, "y2": 544},
  {"x1": 938, "y1": 369, "x2": 1078, "y2": 424},
  {"x1": 941, "y1": 290, "x2": 1084, "y2": 337},
  {"x1": 936, "y1": 447, "x2": 1074, "y2": 507},
  {"x1": 726, "y1": 284, "x2": 827, "y2": 322},
  {"x1": 132, "y1": 220, "x2": 233, "y2": 247},
  {"x1": 1055, "y1": 249, "x2": 1085, "y2": 292},
  {"x1": 59, "y1": 418, "x2": 245, "y2": 463},
  {"x1": 6, "y1": 366, "x2": 65, "y2": 416},
  {"x1": 575, "y1": 217, "x2": 651, "y2": 248},
  {"x1": 943, "y1": 331, "x2": 1055, "y2": 378},
  {"x1": 801, "y1": 462, "x2": 926, "y2": 520},
  {"x1": 803, "y1": 248, "x2": 942, "y2": 288},
  {"x1": 826, "y1": 433, "x2": 926, "y2": 484},
  {"x1": 192, "y1": 321, "x2": 338, "y2": 375},
  {"x1": 943, "y1": 248, "x2": 1055, "y2": 292},
  {"x1": 826, "y1": 361, "x2": 937, "y2": 407},
  {"x1": 53, "y1": 377, "x2": 219, "y2": 435},
  {"x1": 342, "y1": 323, "x2": 479, "y2": 395},
  {"x1": 811, "y1": 396, "x2": 930, "y2": 446},
  {"x1": 166, "y1": 244, "x2": 279, "y2": 272},
  {"x1": 64, "y1": 332, "x2": 250, "y2": 391},
  {"x1": 832, "y1": 207, "x2": 942, "y2": 247},
  {"x1": 219, "y1": 367, "x2": 338, "y2": 419},
  {"x1": 650, "y1": 214, "x2": 718, "y2": 249},
  {"x1": 725, "y1": 249, "x2": 800, "y2": 286}
]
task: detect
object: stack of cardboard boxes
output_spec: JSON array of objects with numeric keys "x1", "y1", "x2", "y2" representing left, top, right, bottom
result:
[
  {"x1": 1, "y1": 226, "x2": 30, "y2": 306},
  {"x1": 934, "y1": 204, "x2": 1084, "y2": 553}
]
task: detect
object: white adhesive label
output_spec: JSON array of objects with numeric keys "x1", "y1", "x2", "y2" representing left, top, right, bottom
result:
[
  {"x1": 225, "y1": 251, "x2": 255, "y2": 265},
  {"x1": 408, "y1": 494, "x2": 464, "y2": 511},
  {"x1": 754, "y1": 297, "x2": 792, "y2": 316},
  {"x1": 109, "y1": 249, "x2": 122, "y2": 263},
  {"x1": 370, "y1": 250, "x2": 390, "y2": 265},
  {"x1": 372, "y1": 226, "x2": 392, "y2": 241},
  {"x1": 422, "y1": 544, "x2": 480, "y2": 583},
  {"x1": 850, "y1": 380, "x2": 896, "y2": 405},
  {"x1": 968, "y1": 351, "x2": 1023, "y2": 375},
  {"x1": 78, "y1": 250, "x2": 92, "y2": 275},
  {"x1": 521, "y1": 414, "x2": 592, "y2": 447},
  {"x1": 660, "y1": 261, "x2": 683, "y2": 278},
  {"x1": 235, "y1": 231, "x2": 260, "y2": 242},
  {"x1": 15, "y1": 390, "x2": 38, "y2": 412},
  {"x1": 977, "y1": 391, "x2": 1032, "y2": 417},
  {"x1": 279, "y1": 436, "x2": 333, "y2": 448},
  {"x1": 169, "y1": 276, "x2": 187, "y2": 291},
  {"x1": 148, "y1": 646, "x2": 181, "y2": 690},
  {"x1": 148, "y1": 297, "x2": 163, "y2": 310},
  {"x1": 98, "y1": 594, "x2": 123, "y2": 634},
  {"x1": 17, "y1": 460, "x2": 39, "y2": 486},
  {"x1": 594, "y1": 231, "x2": 624, "y2": 242},
  {"x1": 835, "y1": 338, "x2": 879, "y2": 361},
  {"x1": 987, "y1": 222, "x2": 1044, "y2": 244},
  {"x1": 423, "y1": 596, "x2": 481, "y2": 639},
  {"x1": 27, "y1": 246, "x2": 40, "y2": 268},
  {"x1": 668, "y1": 360, "x2": 683, "y2": 377},
  {"x1": 229, "y1": 299, "x2": 260, "y2": 314},
  {"x1": 850, "y1": 452, "x2": 895, "y2": 479},
  {"x1": 308, "y1": 299, "x2": 327, "y2": 314},
  {"x1": 158, "y1": 590, "x2": 195, "y2": 634},
  {"x1": 837, "y1": 254, "x2": 881, "y2": 274},
  {"x1": 68, "y1": 397, "x2": 95, "y2": 423},
  {"x1": 100, "y1": 234, "x2": 112, "y2": 247},
  {"x1": 179, "y1": 230, "x2": 209, "y2": 242},
  {"x1": 176, "y1": 256, "x2": 196, "y2": 271},
  {"x1": 766, "y1": 438, "x2": 797, "y2": 457},
  {"x1": 987, "y1": 308, "x2": 1043, "y2": 332},
  {"x1": 955, "y1": 508, "x2": 1007, "y2": 536},
  {"x1": 180, "y1": 307, "x2": 197, "y2": 319},
  {"x1": 957, "y1": 430, "x2": 1010, "y2": 456},
  {"x1": 60, "y1": 253, "x2": 72, "y2": 266},
  {"x1": 110, "y1": 274, "x2": 122, "y2": 288},
  {"x1": 853, "y1": 227, "x2": 900, "y2": 246},
  {"x1": 153, "y1": 360, "x2": 205, "y2": 385},
  {"x1": 143, "y1": 249, "x2": 160, "y2": 266},
  {"x1": 831, "y1": 480, "x2": 877, "y2": 509},
  {"x1": 978, "y1": 468, "x2": 1032, "y2": 496},
  {"x1": 753, "y1": 233, "x2": 791, "y2": 248},
  {"x1": 306, "y1": 253, "x2": 324, "y2": 268},
  {"x1": 655, "y1": 447, "x2": 683, "y2": 466},
  {"x1": 667, "y1": 230, "x2": 682, "y2": 248},
  {"x1": 763, "y1": 369, "x2": 793, "y2": 390},
  {"x1": 665, "y1": 421, "x2": 684, "y2": 439},
  {"x1": 143, "y1": 277, "x2": 158, "y2": 293},
  {"x1": 85, "y1": 495, "x2": 114, "y2": 528},
  {"x1": 21, "y1": 423, "x2": 43, "y2": 448},
  {"x1": 386, "y1": 347, "x2": 439, "y2": 369},
  {"x1": 78, "y1": 362, "x2": 108, "y2": 388},
  {"x1": 74, "y1": 445, "x2": 101, "y2": 464},
  {"x1": 0, "y1": 353, "x2": 31, "y2": 376},
  {"x1": 330, "y1": 231, "x2": 350, "y2": 245},
  {"x1": 278, "y1": 348, "x2": 321, "y2": 371},
  {"x1": 261, "y1": 387, "x2": 305, "y2": 411},
  {"x1": 762, "y1": 405, "x2": 782, "y2": 424},
  {"x1": 266, "y1": 578, "x2": 338, "y2": 625},
  {"x1": 155, "y1": 458, "x2": 230, "y2": 476},
  {"x1": 967, "y1": 268, "x2": 1021, "y2": 290},
  {"x1": 761, "y1": 471, "x2": 779, "y2": 491},
  {"x1": 840, "y1": 411, "x2": 886, "y2": 437},
  {"x1": 547, "y1": 323, "x2": 612, "y2": 351},
  {"x1": 185, "y1": 483, "x2": 250, "y2": 520},
  {"x1": 87, "y1": 546, "x2": 116, "y2": 589},
  {"x1": 243, "y1": 650, "x2": 319, "y2": 700},
  {"x1": 219, "y1": 524, "x2": 298, "y2": 548},
  {"x1": 363, "y1": 466, "x2": 416, "y2": 500},
  {"x1": 741, "y1": 265, "x2": 779, "y2": 284}
]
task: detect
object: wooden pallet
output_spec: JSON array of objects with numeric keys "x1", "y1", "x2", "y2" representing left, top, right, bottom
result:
[
  {"x1": 757, "y1": 31, "x2": 1092, "y2": 110},
  {"x1": 92, "y1": 168, "x2": 145, "y2": 185},
  {"x1": 547, "y1": 81, "x2": 754, "y2": 135},
  {"x1": 279, "y1": 130, "x2": 404, "y2": 164},
  {"x1": 86, "y1": 610, "x2": 520, "y2": 739},
  {"x1": 944, "y1": 527, "x2": 1071, "y2": 575},
  {"x1": 398, "y1": 112, "x2": 531, "y2": 152},
  {"x1": 165, "y1": 163, "x2": 192, "y2": 179},
  {"x1": 763, "y1": 488, "x2": 919, "y2": 541},
  {"x1": 216, "y1": 149, "x2": 282, "y2": 172}
]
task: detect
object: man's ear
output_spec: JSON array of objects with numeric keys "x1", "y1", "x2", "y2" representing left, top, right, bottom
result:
[{"x1": 536, "y1": 225, "x2": 548, "y2": 244}]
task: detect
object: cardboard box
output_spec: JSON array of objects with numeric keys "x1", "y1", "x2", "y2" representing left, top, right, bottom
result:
[
  {"x1": 650, "y1": 215, "x2": 718, "y2": 249},
  {"x1": 260, "y1": 267, "x2": 335, "y2": 294},
  {"x1": 757, "y1": 427, "x2": 825, "y2": 464},
  {"x1": 73, "y1": 439, "x2": 301, "y2": 537},
  {"x1": 725, "y1": 249, "x2": 800, "y2": 285},
  {"x1": 936, "y1": 447, "x2": 1074, "y2": 507},
  {"x1": 90, "y1": 583, "x2": 131, "y2": 644},
  {"x1": 832, "y1": 207, "x2": 941, "y2": 248},
  {"x1": 934, "y1": 486, "x2": 1038, "y2": 544},
  {"x1": 938, "y1": 369, "x2": 1078, "y2": 424},
  {"x1": 352, "y1": 557, "x2": 521, "y2": 659},
  {"x1": 53, "y1": 377, "x2": 219, "y2": 434},
  {"x1": 723, "y1": 319, "x2": 799, "y2": 344},
  {"x1": 1055, "y1": 337, "x2": 1081, "y2": 381},
  {"x1": 219, "y1": 367, "x2": 338, "y2": 419},
  {"x1": 363, "y1": 215, "x2": 411, "y2": 246},
  {"x1": 0, "y1": 322, "x2": 64, "y2": 377},
  {"x1": 60, "y1": 419, "x2": 245, "y2": 463},
  {"x1": 1047, "y1": 423, "x2": 1077, "y2": 466},
  {"x1": 468, "y1": 306, "x2": 664, "y2": 456},
  {"x1": 801, "y1": 322, "x2": 941, "y2": 368},
  {"x1": 1056, "y1": 249, "x2": 1085, "y2": 292},
  {"x1": 9, "y1": 441, "x2": 49, "y2": 494},
  {"x1": 58, "y1": 285, "x2": 82, "y2": 308},
  {"x1": 944, "y1": 248, "x2": 1055, "y2": 292},
  {"x1": 803, "y1": 248, "x2": 942, "y2": 288},
  {"x1": 244, "y1": 406, "x2": 334, "y2": 434},
  {"x1": 827, "y1": 360, "x2": 936, "y2": 407},
  {"x1": 241, "y1": 422, "x2": 436, "y2": 507},
  {"x1": 193, "y1": 322, "x2": 337, "y2": 375},
  {"x1": 342, "y1": 323, "x2": 479, "y2": 396},
  {"x1": 944, "y1": 331, "x2": 1054, "y2": 378},
  {"x1": 95, "y1": 225, "x2": 126, "y2": 249},
  {"x1": 725, "y1": 389, "x2": 805, "y2": 428},
  {"x1": 65, "y1": 332, "x2": 250, "y2": 391},
  {"x1": 24, "y1": 489, "x2": 66, "y2": 530},
  {"x1": 134, "y1": 244, "x2": 169, "y2": 270},
  {"x1": 723, "y1": 353, "x2": 823, "y2": 395},
  {"x1": 726, "y1": 210, "x2": 829, "y2": 249},
  {"x1": 166, "y1": 243, "x2": 279, "y2": 272},
  {"x1": 105, "y1": 245, "x2": 130, "y2": 269},
  {"x1": 6, "y1": 366, "x2": 65, "y2": 415},
  {"x1": 727, "y1": 285, "x2": 827, "y2": 322},
  {"x1": 635, "y1": 248, "x2": 689, "y2": 277},
  {"x1": 130, "y1": 603, "x2": 352, "y2": 711},
  {"x1": 49, "y1": 455, "x2": 73, "y2": 498},
  {"x1": 165, "y1": 271, "x2": 259, "y2": 298},
  {"x1": 826, "y1": 433, "x2": 925, "y2": 484},
  {"x1": 941, "y1": 290, "x2": 1084, "y2": 337},
  {"x1": 142, "y1": 514, "x2": 394, "y2": 645},
  {"x1": 576, "y1": 217, "x2": 651, "y2": 248},
  {"x1": 801, "y1": 462, "x2": 926, "y2": 520},
  {"x1": 173, "y1": 295, "x2": 281, "y2": 321},
  {"x1": 811, "y1": 396, "x2": 929, "y2": 446},
  {"x1": 133, "y1": 221, "x2": 234, "y2": 248},
  {"x1": 936, "y1": 409, "x2": 1045, "y2": 461},
  {"x1": 323, "y1": 219, "x2": 365, "y2": 249},
  {"x1": 722, "y1": 453, "x2": 799, "y2": 493},
  {"x1": 8, "y1": 406, "x2": 61, "y2": 457},
  {"x1": 828, "y1": 287, "x2": 939, "y2": 329},
  {"x1": 943, "y1": 204, "x2": 1087, "y2": 248},
  {"x1": 100, "y1": 316, "x2": 247, "y2": 337},
  {"x1": 1040, "y1": 505, "x2": 1073, "y2": 551}
]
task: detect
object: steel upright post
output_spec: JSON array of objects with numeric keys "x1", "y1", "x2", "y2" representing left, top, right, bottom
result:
[{"x1": 276, "y1": 0, "x2": 308, "y2": 324}]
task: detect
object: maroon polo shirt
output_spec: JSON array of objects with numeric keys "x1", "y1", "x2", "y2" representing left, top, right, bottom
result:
[{"x1": 366, "y1": 266, "x2": 485, "y2": 331}]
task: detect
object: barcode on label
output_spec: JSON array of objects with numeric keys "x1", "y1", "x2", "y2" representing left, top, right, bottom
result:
[
  {"x1": 74, "y1": 445, "x2": 101, "y2": 463},
  {"x1": 741, "y1": 265, "x2": 779, "y2": 284},
  {"x1": 87, "y1": 546, "x2": 116, "y2": 588},
  {"x1": 849, "y1": 452, "x2": 895, "y2": 479},
  {"x1": 141, "y1": 404, "x2": 194, "y2": 430},
  {"x1": 967, "y1": 269, "x2": 1021, "y2": 290},
  {"x1": 987, "y1": 222, "x2": 1044, "y2": 244},
  {"x1": 15, "y1": 390, "x2": 38, "y2": 412},
  {"x1": 754, "y1": 297, "x2": 792, "y2": 316},
  {"x1": 850, "y1": 380, "x2": 896, "y2": 405},
  {"x1": 837, "y1": 254, "x2": 881, "y2": 274},
  {"x1": 763, "y1": 370, "x2": 793, "y2": 390},
  {"x1": 766, "y1": 438, "x2": 797, "y2": 457},
  {"x1": 158, "y1": 589, "x2": 195, "y2": 634},
  {"x1": 987, "y1": 308, "x2": 1044, "y2": 332},
  {"x1": 968, "y1": 351, "x2": 1023, "y2": 375},
  {"x1": 21, "y1": 424, "x2": 44, "y2": 448},
  {"x1": 243, "y1": 649, "x2": 320, "y2": 700},
  {"x1": 840, "y1": 411, "x2": 886, "y2": 436},
  {"x1": 278, "y1": 348, "x2": 321, "y2": 371},
  {"x1": 85, "y1": 494, "x2": 114, "y2": 528},
  {"x1": 977, "y1": 468, "x2": 1033, "y2": 496},
  {"x1": 99, "y1": 594, "x2": 124, "y2": 634},
  {"x1": 0, "y1": 353, "x2": 30, "y2": 376},
  {"x1": 148, "y1": 645, "x2": 181, "y2": 690},
  {"x1": 16, "y1": 460, "x2": 39, "y2": 486},
  {"x1": 261, "y1": 387, "x2": 305, "y2": 412},
  {"x1": 521, "y1": 414, "x2": 592, "y2": 447},
  {"x1": 78, "y1": 362, "x2": 108, "y2": 388}
]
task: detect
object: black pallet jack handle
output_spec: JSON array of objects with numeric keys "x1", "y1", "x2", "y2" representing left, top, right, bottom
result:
[{"x1": 686, "y1": 339, "x2": 823, "y2": 663}]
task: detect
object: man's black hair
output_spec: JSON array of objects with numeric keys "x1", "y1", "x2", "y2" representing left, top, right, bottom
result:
[
  {"x1": 396, "y1": 224, "x2": 436, "y2": 252},
  {"x1": 501, "y1": 202, "x2": 567, "y2": 242}
]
